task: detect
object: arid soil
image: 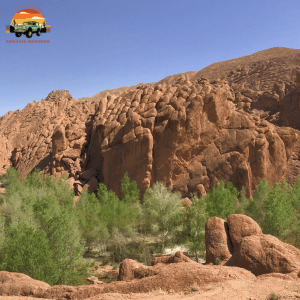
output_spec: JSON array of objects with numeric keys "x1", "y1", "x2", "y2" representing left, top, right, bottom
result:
[
  {"x1": 1, "y1": 276, "x2": 300, "y2": 300},
  {"x1": 86, "y1": 277, "x2": 300, "y2": 300}
]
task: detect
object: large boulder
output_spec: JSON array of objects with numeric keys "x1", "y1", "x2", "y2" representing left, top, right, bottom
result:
[
  {"x1": 0, "y1": 271, "x2": 50, "y2": 297},
  {"x1": 205, "y1": 217, "x2": 234, "y2": 264},
  {"x1": 118, "y1": 259, "x2": 158, "y2": 281},
  {"x1": 225, "y1": 234, "x2": 300, "y2": 278},
  {"x1": 205, "y1": 214, "x2": 300, "y2": 278},
  {"x1": 227, "y1": 214, "x2": 262, "y2": 249}
]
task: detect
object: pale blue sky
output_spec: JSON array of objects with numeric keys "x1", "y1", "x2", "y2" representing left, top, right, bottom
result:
[{"x1": 1, "y1": 0, "x2": 299, "y2": 117}]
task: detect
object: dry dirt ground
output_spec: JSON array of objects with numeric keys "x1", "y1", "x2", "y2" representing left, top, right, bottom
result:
[
  {"x1": 1, "y1": 276, "x2": 300, "y2": 300},
  {"x1": 86, "y1": 277, "x2": 300, "y2": 300}
]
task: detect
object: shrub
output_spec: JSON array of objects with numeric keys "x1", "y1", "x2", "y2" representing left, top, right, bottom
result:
[{"x1": 215, "y1": 257, "x2": 222, "y2": 265}]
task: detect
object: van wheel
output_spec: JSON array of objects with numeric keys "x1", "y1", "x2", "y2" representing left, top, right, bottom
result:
[
  {"x1": 36, "y1": 29, "x2": 41, "y2": 36},
  {"x1": 15, "y1": 32, "x2": 22, "y2": 37}
]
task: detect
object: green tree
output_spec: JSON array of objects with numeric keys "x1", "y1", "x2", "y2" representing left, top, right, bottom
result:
[
  {"x1": 284, "y1": 176, "x2": 300, "y2": 248},
  {"x1": 205, "y1": 181, "x2": 239, "y2": 220},
  {"x1": 121, "y1": 171, "x2": 140, "y2": 205},
  {"x1": 141, "y1": 182, "x2": 183, "y2": 253},
  {"x1": 97, "y1": 183, "x2": 142, "y2": 262},
  {"x1": 44, "y1": 210, "x2": 90, "y2": 285},
  {"x1": 174, "y1": 193, "x2": 209, "y2": 262},
  {"x1": 262, "y1": 181, "x2": 296, "y2": 239},
  {"x1": 75, "y1": 187, "x2": 109, "y2": 253},
  {"x1": 4, "y1": 167, "x2": 25, "y2": 195},
  {"x1": 244, "y1": 178, "x2": 270, "y2": 227},
  {"x1": 0, "y1": 169, "x2": 91, "y2": 286},
  {"x1": 0, "y1": 222, "x2": 60, "y2": 285},
  {"x1": 0, "y1": 209, "x2": 7, "y2": 259},
  {"x1": 241, "y1": 179, "x2": 298, "y2": 243},
  {"x1": 234, "y1": 186, "x2": 250, "y2": 215},
  {"x1": 97, "y1": 183, "x2": 140, "y2": 235}
]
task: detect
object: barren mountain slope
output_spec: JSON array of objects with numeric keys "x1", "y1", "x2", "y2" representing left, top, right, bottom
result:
[{"x1": 191, "y1": 47, "x2": 300, "y2": 91}]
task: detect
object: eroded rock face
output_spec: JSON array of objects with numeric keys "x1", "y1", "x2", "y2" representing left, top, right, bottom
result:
[
  {"x1": 205, "y1": 214, "x2": 300, "y2": 278},
  {"x1": 0, "y1": 134, "x2": 12, "y2": 176},
  {"x1": 86, "y1": 77, "x2": 298, "y2": 198},
  {"x1": 205, "y1": 217, "x2": 234, "y2": 264},
  {"x1": 0, "y1": 47, "x2": 300, "y2": 199}
]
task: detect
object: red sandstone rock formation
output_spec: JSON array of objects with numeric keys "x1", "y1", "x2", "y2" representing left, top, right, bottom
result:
[
  {"x1": 205, "y1": 216, "x2": 234, "y2": 264},
  {"x1": 0, "y1": 134, "x2": 12, "y2": 176},
  {"x1": 2, "y1": 246, "x2": 300, "y2": 299},
  {"x1": 0, "y1": 47, "x2": 299, "y2": 199},
  {"x1": 0, "y1": 271, "x2": 50, "y2": 297},
  {"x1": 205, "y1": 214, "x2": 300, "y2": 279},
  {"x1": 191, "y1": 47, "x2": 300, "y2": 92},
  {"x1": 0, "y1": 259, "x2": 257, "y2": 298}
]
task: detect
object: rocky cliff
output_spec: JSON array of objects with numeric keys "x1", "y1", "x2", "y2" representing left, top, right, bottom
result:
[{"x1": 1, "y1": 47, "x2": 300, "y2": 198}]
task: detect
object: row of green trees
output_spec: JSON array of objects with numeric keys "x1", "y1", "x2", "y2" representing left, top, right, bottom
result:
[{"x1": 0, "y1": 167, "x2": 300, "y2": 287}]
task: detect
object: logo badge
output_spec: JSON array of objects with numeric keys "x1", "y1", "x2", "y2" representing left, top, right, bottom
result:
[{"x1": 6, "y1": 7, "x2": 51, "y2": 40}]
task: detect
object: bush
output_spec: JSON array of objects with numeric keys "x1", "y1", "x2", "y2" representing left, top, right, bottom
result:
[
  {"x1": 282, "y1": 176, "x2": 300, "y2": 248},
  {"x1": 4, "y1": 167, "x2": 25, "y2": 195},
  {"x1": 215, "y1": 257, "x2": 222, "y2": 265}
]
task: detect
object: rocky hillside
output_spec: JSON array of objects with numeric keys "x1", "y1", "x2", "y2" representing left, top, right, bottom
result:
[
  {"x1": 0, "y1": 47, "x2": 300, "y2": 198},
  {"x1": 191, "y1": 47, "x2": 300, "y2": 92},
  {"x1": 75, "y1": 71, "x2": 197, "y2": 102}
]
